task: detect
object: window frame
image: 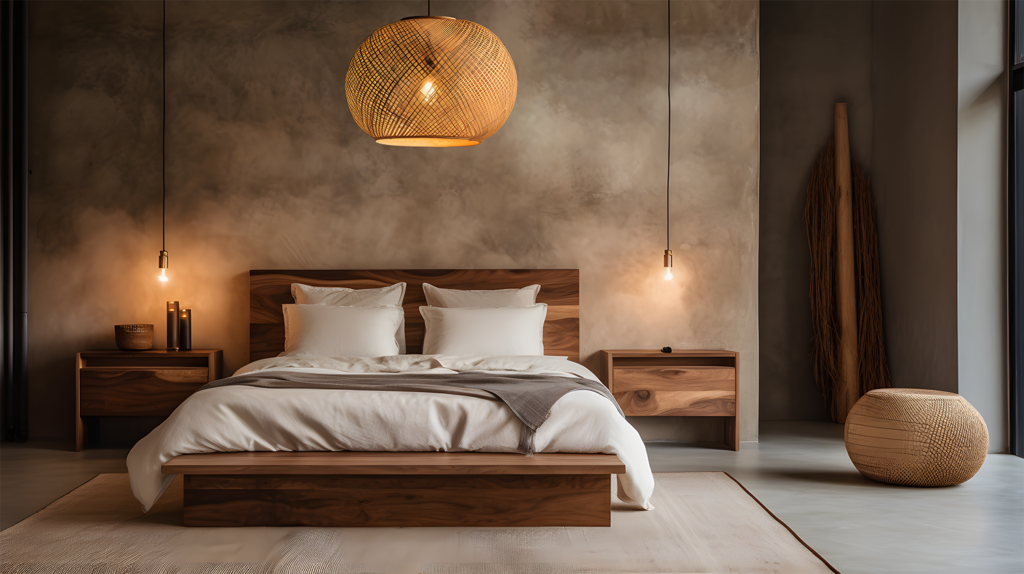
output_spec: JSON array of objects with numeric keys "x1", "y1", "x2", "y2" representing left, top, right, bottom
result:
[{"x1": 1008, "y1": 0, "x2": 1024, "y2": 457}]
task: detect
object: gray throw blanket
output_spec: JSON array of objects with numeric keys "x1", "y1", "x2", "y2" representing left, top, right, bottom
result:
[{"x1": 199, "y1": 371, "x2": 624, "y2": 454}]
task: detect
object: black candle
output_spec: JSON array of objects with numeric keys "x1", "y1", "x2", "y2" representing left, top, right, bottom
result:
[
  {"x1": 179, "y1": 309, "x2": 192, "y2": 351},
  {"x1": 167, "y1": 301, "x2": 179, "y2": 350}
]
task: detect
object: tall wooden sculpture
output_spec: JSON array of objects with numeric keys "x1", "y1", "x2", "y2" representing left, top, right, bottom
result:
[{"x1": 805, "y1": 104, "x2": 891, "y2": 423}]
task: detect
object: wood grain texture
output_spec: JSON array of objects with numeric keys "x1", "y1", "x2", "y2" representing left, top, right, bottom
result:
[
  {"x1": 601, "y1": 349, "x2": 740, "y2": 450},
  {"x1": 613, "y1": 366, "x2": 736, "y2": 392},
  {"x1": 834, "y1": 103, "x2": 860, "y2": 424},
  {"x1": 75, "y1": 350, "x2": 223, "y2": 450},
  {"x1": 601, "y1": 349, "x2": 740, "y2": 358},
  {"x1": 78, "y1": 350, "x2": 223, "y2": 373},
  {"x1": 80, "y1": 368, "x2": 208, "y2": 416},
  {"x1": 249, "y1": 269, "x2": 580, "y2": 362},
  {"x1": 614, "y1": 390, "x2": 736, "y2": 417},
  {"x1": 163, "y1": 451, "x2": 625, "y2": 475},
  {"x1": 182, "y1": 473, "x2": 611, "y2": 527},
  {"x1": 729, "y1": 351, "x2": 741, "y2": 451}
]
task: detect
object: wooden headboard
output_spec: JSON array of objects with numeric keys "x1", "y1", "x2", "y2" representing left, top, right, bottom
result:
[{"x1": 250, "y1": 269, "x2": 580, "y2": 362}]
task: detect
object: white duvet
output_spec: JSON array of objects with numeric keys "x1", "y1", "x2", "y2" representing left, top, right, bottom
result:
[{"x1": 127, "y1": 354, "x2": 655, "y2": 512}]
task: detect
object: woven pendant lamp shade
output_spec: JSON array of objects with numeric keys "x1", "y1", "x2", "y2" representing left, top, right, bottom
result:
[{"x1": 346, "y1": 16, "x2": 517, "y2": 147}]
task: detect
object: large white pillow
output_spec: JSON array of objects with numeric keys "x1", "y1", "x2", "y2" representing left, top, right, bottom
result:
[
  {"x1": 283, "y1": 304, "x2": 403, "y2": 358},
  {"x1": 422, "y1": 283, "x2": 540, "y2": 308},
  {"x1": 291, "y1": 282, "x2": 407, "y2": 353},
  {"x1": 420, "y1": 304, "x2": 547, "y2": 356}
]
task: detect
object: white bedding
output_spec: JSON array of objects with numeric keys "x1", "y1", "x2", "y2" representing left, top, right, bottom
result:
[{"x1": 126, "y1": 354, "x2": 655, "y2": 512}]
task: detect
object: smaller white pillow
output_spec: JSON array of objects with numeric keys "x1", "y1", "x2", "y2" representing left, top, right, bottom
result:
[
  {"x1": 420, "y1": 304, "x2": 548, "y2": 356},
  {"x1": 283, "y1": 304, "x2": 403, "y2": 358},
  {"x1": 291, "y1": 282, "x2": 406, "y2": 307},
  {"x1": 292, "y1": 282, "x2": 407, "y2": 353},
  {"x1": 422, "y1": 283, "x2": 540, "y2": 308}
]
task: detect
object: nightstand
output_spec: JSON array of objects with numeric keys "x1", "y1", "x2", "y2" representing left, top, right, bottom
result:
[
  {"x1": 600, "y1": 349, "x2": 739, "y2": 451},
  {"x1": 75, "y1": 349, "x2": 223, "y2": 451}
]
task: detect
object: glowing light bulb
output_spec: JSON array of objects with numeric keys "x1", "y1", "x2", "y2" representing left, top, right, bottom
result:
[
  {"x1": 420, "y1": 79, "x2": 437, "y2": 103},
  {"x1": 663, "y1": 249, "x2": 673, "y2": 280},
  {"x1": 664, "y1": 267, "x2": 673, "y2": 281},
  {"x1": 158, "y1": 268, "x2": 168, "y2": 282}
]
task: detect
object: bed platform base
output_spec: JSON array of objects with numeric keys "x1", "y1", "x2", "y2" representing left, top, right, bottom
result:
[{"x1": 162, "y1": 452, "x2": 625, "y2": 528}]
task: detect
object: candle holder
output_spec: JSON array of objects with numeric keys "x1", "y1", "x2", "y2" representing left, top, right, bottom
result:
[
  {"x1": 179, "y1": 309, "x2": 192, "y2": 351},
  {"x1": 166, "y1": 301, "x2": 179, "y2": 350}
]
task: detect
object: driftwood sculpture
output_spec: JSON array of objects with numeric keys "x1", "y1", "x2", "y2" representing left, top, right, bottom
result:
[{"x1": 805, "y1": 104, "x2": 891, "y2": 423}]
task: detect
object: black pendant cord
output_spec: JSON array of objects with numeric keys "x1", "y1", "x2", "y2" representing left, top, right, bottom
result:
[
  {"x1": 162, "y1": 0, "x2": 166, "y2": 253},
  {"x1": 666, "y1": 0, "x2": 671, "y2": 252}
]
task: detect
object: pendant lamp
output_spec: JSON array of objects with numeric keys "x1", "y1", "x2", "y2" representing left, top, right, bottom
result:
[
  {"x1": 345, "y1": 1, "x2": 517, "y2": 147},
  {"x1": 157, "y1": 0, "x2": 169, "y2": 282},
  {"x1": 663, "y1": 0, "x2": 673, "y2": 281}
]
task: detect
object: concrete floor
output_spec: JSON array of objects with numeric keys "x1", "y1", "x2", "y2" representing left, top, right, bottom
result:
[
  {"x1": 648, "y1": 421, "x2": 1024, "y2": 574},
  {"x1": 1, "y1": 421, "x2": 1022, "y2": 573}
]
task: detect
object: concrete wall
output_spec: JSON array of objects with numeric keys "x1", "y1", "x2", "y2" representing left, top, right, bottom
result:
[
  {"x1": 957, "y1": 0, "x2": 1007, "y2": 454},
  {"x1": 759, "y1": 0, "x2": 873, "y2": 421},
  {"x1": 761, "y1": 1, "x2": 1009, "y2": 448},
  {"x1": 26, "y1": 1, "x2": 761, "y2": 446},
  {"x1": 871, "y1": 1, "x2": 960, "y2": 395}
]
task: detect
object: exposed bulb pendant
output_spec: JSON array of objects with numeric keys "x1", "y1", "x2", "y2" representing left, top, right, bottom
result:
[
  {"x1": 158, "y1": 252, "x2": 168, "y2": 282},
  {"x1": 157, "y1": 0, "x2": 169, "y2": 282},
  {"x1": 345, "y1": 0, "x2": 517, "y2": 147},
  {"x1": 663, "y1": 0, "x2": 673, "y2": 281}
]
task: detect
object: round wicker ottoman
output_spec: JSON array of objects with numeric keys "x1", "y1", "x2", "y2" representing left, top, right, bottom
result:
[{"x1": 844, "y1": 388, "x2": 988, "y2": 486}]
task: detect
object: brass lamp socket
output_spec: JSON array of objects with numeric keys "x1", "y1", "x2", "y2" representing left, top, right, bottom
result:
[
  {"x1": 158, "y1": 250, "x2": 169, "y2": 269},
  {"x1": 663, "y1": 249, "x2": 673, "y2": 269}
]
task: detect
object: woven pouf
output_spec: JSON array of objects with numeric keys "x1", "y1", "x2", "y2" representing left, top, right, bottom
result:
[{"x1": 844, "y1": 388, "x2": 988, "y2": 486}]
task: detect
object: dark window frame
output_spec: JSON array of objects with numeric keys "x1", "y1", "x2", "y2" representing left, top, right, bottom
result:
[{"x1": 1009, "y1": 0, "x2": 1024, "y2": 457}]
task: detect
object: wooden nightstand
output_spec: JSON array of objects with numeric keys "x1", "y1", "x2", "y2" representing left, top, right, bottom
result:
[
  {"x1": 75, "y1": 349, "x2": 223, "y2": 451},
  {"x1": 600, "y1": 349, "x2": 740, "y2": 451}
]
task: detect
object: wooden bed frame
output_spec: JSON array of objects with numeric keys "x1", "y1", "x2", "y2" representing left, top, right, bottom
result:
[{"x1": 162, "y1": 269, "x2": 626, "y2": 527}]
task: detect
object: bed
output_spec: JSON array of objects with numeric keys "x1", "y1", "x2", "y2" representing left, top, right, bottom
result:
[{"x1": 128, "y1": 269, "x2": 654, "y2": 527}]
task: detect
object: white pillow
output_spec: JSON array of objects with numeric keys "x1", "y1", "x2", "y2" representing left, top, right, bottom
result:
[
  {"x1": 422, "y1": 283, "x2": 540, "y2": 308},
  {"x1": 283, "y1": 304, "x2": 403, "y2": 358},
  {"x1": 291, "y1": 282, "x2": 406, "y2": 306},
  {"x1": 420, "y1": 304, "x2": 547, "y2": 356},
  {"x1": 291, "y1": 282, "x2": 407, "y2": 353}
]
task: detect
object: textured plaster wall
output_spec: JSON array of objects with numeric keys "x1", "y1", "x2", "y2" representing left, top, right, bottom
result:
[
  {"x1": 871, "y1": 1, "x2": 959, "y2": 395},
  {"x1": 27, "y1": 1, "x2": 760, "y2": 445},
  {"x1": 759, "y1": 0, "x2": 872, "y2": 421}
]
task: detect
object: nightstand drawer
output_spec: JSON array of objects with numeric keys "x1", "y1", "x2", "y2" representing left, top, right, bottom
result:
[
  {"x1": 614, "y1": 389, "x2": 735, "y2": 416},
  {"x1": 80, "y1": 367, "x2": 208, "y2": 416},
  {"x1": 612, "y1": 366, "x2": 735, "y2": 392},
  {"x1": 612, "y1": 366, "x2": 735, "y2": 416}
]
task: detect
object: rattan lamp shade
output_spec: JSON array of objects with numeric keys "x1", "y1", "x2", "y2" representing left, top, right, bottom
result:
[{"x1": 345, "y1": 16, "x2": 517, "y2": 147}]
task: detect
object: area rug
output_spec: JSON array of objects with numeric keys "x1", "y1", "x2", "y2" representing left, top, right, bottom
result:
[{"x1": 0, "y1": 472, "x2": 838, "y2": 573}]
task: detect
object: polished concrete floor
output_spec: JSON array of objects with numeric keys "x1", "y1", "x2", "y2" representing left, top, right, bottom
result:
[
  {"x1": 1, "y1": 421, "x2": 1022, "y2": 573},
  {"x1": 648, "y1": 422, "x2": 1024, "y2": 574}
]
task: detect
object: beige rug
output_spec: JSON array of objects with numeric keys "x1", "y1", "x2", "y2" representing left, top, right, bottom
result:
[{"x1": 0, "y1": 472, "x2": 837, "y2": 573}]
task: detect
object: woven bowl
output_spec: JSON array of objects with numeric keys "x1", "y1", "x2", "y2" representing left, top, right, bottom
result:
[
  {"x1": 114, "y1": 324, "x2": 154, "y2": 351},
  {"x1": 844, "y1": 388, "x2": 988, "y2": 486}
]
